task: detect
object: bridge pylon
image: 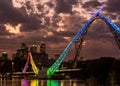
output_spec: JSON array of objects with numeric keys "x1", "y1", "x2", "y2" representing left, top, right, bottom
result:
[
  {"x1": 110, "y1": 27, "x2": 120, "y2": 49},
  {"x1": 73, "y1": 30, "x2": 87, "y2": 68},
  {"x1": 73, "y1": 15, "x2": 120, "y2": 68},
  {"x1": 98, "y1": 15, "x2": 120, "y2": 50}
]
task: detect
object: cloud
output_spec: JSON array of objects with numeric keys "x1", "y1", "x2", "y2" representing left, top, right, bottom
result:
[
  {"x1": 0, "y1": 0, "x2": 27, "y2": 25},
  {"x1": 0, "y1": 0, "x2": 45, "y2": 32},
  {"x1": 106, "y1": 0, "x2": 120, "y2": 13},
  {"x1": 45, "y1": 1, "x2": 55, "y2": 8},
  {"x1": 82, "y1": 0, "x2": 101, "y2": 9},
  {"x1": 0, "y1": 0, "x2": 119, "y2": 60},
  {"x1": 0, "y1": 24, "x2": 13, "y2": 36},
  {"x1": 20, "y1": 14, "x2": 42, "y2": 32},
  {"x1": 55, "y1": 0, "x2": 78, "y2": 14}
]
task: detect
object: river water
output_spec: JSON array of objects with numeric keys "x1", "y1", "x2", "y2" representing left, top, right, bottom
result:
[
  {"x1": 0, "y1": 79, "x2": 86, "y2": 86},
  {"x1": 1, "y1": 78, "x2": 120, "y2": 86}
]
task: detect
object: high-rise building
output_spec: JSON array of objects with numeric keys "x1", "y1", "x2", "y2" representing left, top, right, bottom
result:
[
  {"x1": 39, "y1": 42, "x2": 48, "y2": 67},
  {"x1": 21, "y1": 43, "x2": 26, "y2": 49},
  {"x1": 21, "y1": 43, "x2": 28, "y2": 54},
  {"x1": 30, "y1": 43, "x2": 37, "y2": 53},
  {"x1": 2, "y1": 52, "x2": 8, "y2": 60},
  {"x1": 40, "y1": 42, "x2": 46, "y2": 53}
]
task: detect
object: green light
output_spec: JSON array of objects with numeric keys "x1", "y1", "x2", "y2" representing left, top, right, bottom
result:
[
  {"x1": 46, "y1": 8, "x2": 96, "y2": 76},
  {"x1": 47, "y1": 80, "x2": 59, "y2": 86},
  {"x1": 47, "y1": 4, "x2": 120, "y2": 77}
]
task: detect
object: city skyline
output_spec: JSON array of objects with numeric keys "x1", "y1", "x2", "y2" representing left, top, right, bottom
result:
[{"x1": 0, "y1": 0, "x2": 120, "y2": 60}]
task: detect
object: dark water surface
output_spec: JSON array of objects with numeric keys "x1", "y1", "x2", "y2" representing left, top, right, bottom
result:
[
  {"x1": 0, "y1": 79, "x2": 85, "y2": 86},
  {"x1": 1, "y1": 78, "x2": 119, "y2": 86}
]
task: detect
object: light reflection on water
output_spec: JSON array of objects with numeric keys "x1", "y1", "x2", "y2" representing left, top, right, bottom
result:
[{"x1": 0, "y1": 79, "x2": 84, "y2": 86}]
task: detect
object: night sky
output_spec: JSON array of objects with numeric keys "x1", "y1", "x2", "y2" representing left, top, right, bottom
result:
[{"x1": 0, "y1": 0, "x2": 120, "y2": 60}]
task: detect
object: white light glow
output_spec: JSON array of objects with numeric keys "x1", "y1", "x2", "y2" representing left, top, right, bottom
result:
[
  {"x1": 12, "y1": 0, "x2": 26, "y2": 8},
  {"x1": 4, "y1": 24, "x2": 21, "y2": 34},
  {"x1": 48, "y1": 32, "x2": 53, "y2": 36},
  {"x1": 97, "y1": 0, "x2": 108, "y2": 3},
  {"x1": 64, "y1": 37, "x2": 71, "y2": 41},
  {"x1": 56, "y1": 27, "x2": 66, "y2": 32},
  {"x1": 82, "y1": 41, "x2": 87, "y2": 46}
]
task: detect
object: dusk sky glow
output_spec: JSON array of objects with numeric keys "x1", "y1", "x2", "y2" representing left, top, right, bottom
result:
[{"x1": 0, "y1": 0, "x2": 120, "y2": 60}]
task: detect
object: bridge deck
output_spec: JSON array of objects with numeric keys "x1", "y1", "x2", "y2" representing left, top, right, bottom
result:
[
  {"x1": 56, "y1": 68, "x2": 81, "y2": 73},
  {"x1": 13, "y1": 72, "x2": 35, "y2": 76}
]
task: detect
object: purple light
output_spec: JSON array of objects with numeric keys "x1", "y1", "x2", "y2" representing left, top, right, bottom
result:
[
  {"x1": 21, "y1": 79, "x2": 28, "y2": 86},
  {"x1": 89, "y1": 2, "x2": 107, "y2": 15}
]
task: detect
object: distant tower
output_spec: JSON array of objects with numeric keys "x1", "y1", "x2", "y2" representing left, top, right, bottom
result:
[
  {"x1": 40, "y1": 42, "x2": 46, "y2": 53},
  {"x1": 2, "y1": 52, "x2": 8, "y2": 60},
  {"x1": 21, "y1": 43, "x2": 26, "y2": 49},
  {"x1": 21, "y1": 43, "x2": 28, "y2": 54},
  {"x1": 30, "y1": 43, "x2": 37, "y2": 53},
  {"x1": 40, "y1": 42, "x2": 48, "y2": 67}
]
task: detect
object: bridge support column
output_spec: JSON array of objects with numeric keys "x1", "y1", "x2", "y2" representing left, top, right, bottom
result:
[{"x1": 37, "y1": 68, "x2": 47, "y2": 79}]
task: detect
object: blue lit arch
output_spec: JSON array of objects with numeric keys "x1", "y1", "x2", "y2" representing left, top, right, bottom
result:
[{"x1": 47, "y1": 12, "x2": 120, "y2": 76}]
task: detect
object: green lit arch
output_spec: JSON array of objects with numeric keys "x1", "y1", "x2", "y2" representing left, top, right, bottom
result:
[{"x1": 46, "y1": 13, "x2": 120, "y2": 76}]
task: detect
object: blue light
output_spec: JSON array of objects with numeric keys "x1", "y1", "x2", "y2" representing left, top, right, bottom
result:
[
  {"x1": 47, "y1": 12, "x2": 98, "y2": 76},
  {"x1": 98, "y1": 13, "x2": 120, "y2": 34},
  {"x1": 47, "y1": 13, "x2": 120, "y2": 76}
]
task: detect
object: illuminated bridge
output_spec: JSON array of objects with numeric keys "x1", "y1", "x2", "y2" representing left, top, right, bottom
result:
[{"x1": 22, "y1": 3, "x2": 120, "y2": 78}]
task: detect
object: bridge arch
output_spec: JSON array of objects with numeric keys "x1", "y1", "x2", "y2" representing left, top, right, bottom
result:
[
  {"x1": 46, "y1": 13, "x2": 120, "y2": 76},
  {"x1": 98, "y1": 13, "x2": 120, "y2": 49},
  {"x1": 73, "y1": 14, "x2": 120, "y2": 66},
  {"x1": 22, "y1": 13, "x2": 120, "y2": 76}
]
